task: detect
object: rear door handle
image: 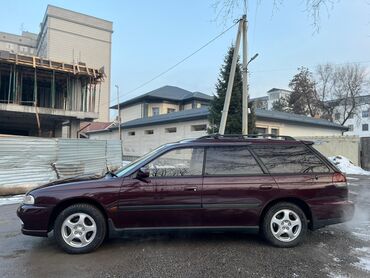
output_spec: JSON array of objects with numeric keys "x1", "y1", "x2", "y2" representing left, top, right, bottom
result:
[
  {"x1": 259, "y1": 185, "x2": 273, "y2": 190},
  {"x1": 184, "y1": 186, "x2": 197, "y2": 192}
]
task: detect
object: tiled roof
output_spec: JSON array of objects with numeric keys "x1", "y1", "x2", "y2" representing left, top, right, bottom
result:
[
  {"x1": 110, "y1": 85, "x2": 213, "y2": 109},
  {"x1": 96, "y1": 107, "x2": 347, "y2": 131}
]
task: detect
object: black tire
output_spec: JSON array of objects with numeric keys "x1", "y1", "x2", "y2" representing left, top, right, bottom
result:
[
  {"x1": 54, "y1": 203, "x2": 106, "y2": 254},
  {"x1": 262, "y1": 202, "x2": 307, "y2": 247}
]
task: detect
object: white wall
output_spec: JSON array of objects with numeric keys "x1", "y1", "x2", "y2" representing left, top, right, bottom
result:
[
  {"x1": 256, "y1": 120, "x2": 343, "y2": 137},
  {"x1": 120, "y1": 104, "x2": 143, "y2": 123},
  {"x1": 121, "y1": 119, "x2": 208, "y2": 156},
  {"x1": 88, "y1": 118, "x2": 345, "y2": 158}
]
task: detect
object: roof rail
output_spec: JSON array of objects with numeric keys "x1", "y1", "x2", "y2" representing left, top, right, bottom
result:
[{"x1": 197, "y1": 133, "x2": 296, "y2": 141}]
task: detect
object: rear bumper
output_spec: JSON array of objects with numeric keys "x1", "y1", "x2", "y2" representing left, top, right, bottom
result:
[
  {"x1": 311, "y1": 200, "x2": 355, "y2": 230},
  {"x1": 17, "y1": 205, "x2": 52, "y2": 237}
]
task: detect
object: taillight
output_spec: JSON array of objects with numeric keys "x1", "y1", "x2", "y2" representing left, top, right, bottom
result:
[{"x1": 332, "y1": 172, "x2": 347, "y2": 187}]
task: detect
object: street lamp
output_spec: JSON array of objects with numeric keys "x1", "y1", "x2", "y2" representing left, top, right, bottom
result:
[{"x1": 247, "y1": 53, "x2": 259, "y2": 66}]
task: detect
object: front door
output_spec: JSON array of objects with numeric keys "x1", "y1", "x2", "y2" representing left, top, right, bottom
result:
[{"x1": 118, "y1": 147, "x2": 204, "y2": 228}]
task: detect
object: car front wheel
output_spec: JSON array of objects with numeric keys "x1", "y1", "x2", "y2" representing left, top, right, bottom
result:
[
  {"x1": 262, "y1": 202, "x2": 307, "y2": 247},
  {"x1": 54, "y1": 203, "x2": 106, "y2": 254}
]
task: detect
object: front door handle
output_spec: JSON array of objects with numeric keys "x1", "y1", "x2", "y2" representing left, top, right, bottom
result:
[
  {"x1": 184, "y1": 186, "x2": 197, "y2": 192},
  {"x1": 259, "y1": 184, "x2": 273, "y2": 190}
]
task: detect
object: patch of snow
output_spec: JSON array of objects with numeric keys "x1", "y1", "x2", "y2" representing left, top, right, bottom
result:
[
  {"x1": 0, "y1": 195, "x2": 24, "y2": 206},
  {"x1": 122, "y1": 160, "x2": 131, "y2": 166},
  {"x1": 328, "y1": 155, "x2": 370, "y2": 176},
  {"x1": 352, "y1": 247, "x2": 370, "y2": 273}
]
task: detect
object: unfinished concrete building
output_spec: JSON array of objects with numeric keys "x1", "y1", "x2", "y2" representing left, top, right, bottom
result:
[
  {"x1": 0, "y1": 5, "x2": 113, "y2": 122},
  {"x1": 0, "y1": 51, "x2": 104, "y2": 137}
]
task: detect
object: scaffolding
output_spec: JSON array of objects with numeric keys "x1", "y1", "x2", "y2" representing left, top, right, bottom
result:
[{"x1": 0, "y1": 51, "x2": 104, "y2": 113}]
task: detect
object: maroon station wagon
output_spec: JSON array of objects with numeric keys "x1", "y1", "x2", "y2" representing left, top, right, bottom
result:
[{"x1": 17, "y1": 134, "x2": 354, "y2": 253}]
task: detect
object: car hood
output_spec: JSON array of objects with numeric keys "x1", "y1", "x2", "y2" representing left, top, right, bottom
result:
[{"x1": 29, "y1": 173, "x2": 114, "y2": 192}]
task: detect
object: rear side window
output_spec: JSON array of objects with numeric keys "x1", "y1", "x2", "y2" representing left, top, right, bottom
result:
[
  {"x1": 251, "y1": 145, "x2": 330, "y2": 174},
  {"x1": 205, "y1": 146, "x2": 263, "y2": 176}
]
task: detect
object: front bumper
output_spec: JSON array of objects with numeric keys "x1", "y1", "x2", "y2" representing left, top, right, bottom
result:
[
  {"x1": 17, "y1": 204, "x2": 53, "y2": 237},
  {"x1": 311, "y1": 200, "x2": 355, "y2": 230}
]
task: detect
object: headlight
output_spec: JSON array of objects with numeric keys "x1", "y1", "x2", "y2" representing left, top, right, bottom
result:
[{"x1": 23, "y1": 195, "x2": 35, "y2": 205}]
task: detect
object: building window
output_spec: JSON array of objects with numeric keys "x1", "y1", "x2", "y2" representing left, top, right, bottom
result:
[
  {"x1": 167, "y1": 108, "x2": 176, "y2": 114},
  {"x1": 128, "y1": 131, "x2": 135, "y2": 136},
  {"x1": 362, "y1": 124, "x2": 369, "y2": 131},
  {"x1": 362, "y1": 110, "x2": 369, "y2": 118},
  {"x1": 256, "y1": 127, "x2": 268, "y2": 134},
  {"x1": 196, "y1": 103, "x2": 201, "y2": 108},
  {"x1": 152, "y1": 107, "x2": 160, "y2": 116},
  {"x1": 191, "y1": 124, "x2": 207, "y2": 132},
  {"x1": 165, "y1": 127, "x2": 177, "y2": 133},
  {"x1": 335, "y1": 113, "x2": 341, "y2": 120},
  {"x1": 348, "y1": 125, "x2": 354, "y2": 131},
  {"x1": 348, "y1": 112, "x2": 354, "y2": 119},
  {"x1": 271, "y1": 128, "x2": 279, "y2": 135},
  {"x1": 145, "y1": 129, "x2": 154, "y2": 135}
]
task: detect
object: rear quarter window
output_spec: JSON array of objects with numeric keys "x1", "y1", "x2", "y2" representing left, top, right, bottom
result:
[{"x1": 251, "y1": 144, "x2": 331, "y2": 174}]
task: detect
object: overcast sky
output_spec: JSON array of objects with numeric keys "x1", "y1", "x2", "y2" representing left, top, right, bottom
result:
[{"x1": 1, "y1": 0, "x2": 369, "y2": 109}]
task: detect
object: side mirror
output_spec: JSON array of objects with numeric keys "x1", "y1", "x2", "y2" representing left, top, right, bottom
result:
[{"x1": 136, "y1": 167, "x2": 150, "y2": 181}]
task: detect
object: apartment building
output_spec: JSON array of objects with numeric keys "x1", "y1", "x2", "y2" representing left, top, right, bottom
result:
[
  {"x1": 333, "y1": 95, "x2": 370, "y2": 137},
  {"x1": 252, "y1": 88, "x2": 292, "y2": 110},
  {"x1": 0, "y1": 5, "x2": 113, "y2": 121}
]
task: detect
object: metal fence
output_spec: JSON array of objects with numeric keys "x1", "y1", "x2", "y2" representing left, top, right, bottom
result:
[{"x1": 0, "y1": 137, "x2": 122, "y2": 195}]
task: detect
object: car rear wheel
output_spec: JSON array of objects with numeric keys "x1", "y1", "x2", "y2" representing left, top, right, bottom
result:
[
  {"x1": 54, "y1": 204, "x2": 106, "y2": 254},
  {"x1": 262, "y1": 202, "x2": 307, "y2": 247}
]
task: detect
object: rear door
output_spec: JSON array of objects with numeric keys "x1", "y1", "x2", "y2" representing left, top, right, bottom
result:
[
  {"x1": 201, "y1": 145, "x2": 278, "y2": 227},
  {"x1": 251, "y1": 144, "x2": 334, "y2": 200}
]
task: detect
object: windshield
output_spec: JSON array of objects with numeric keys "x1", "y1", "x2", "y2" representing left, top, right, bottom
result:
[{"x1": 114, "y1": 144, "x2": 170, "y2": 177}]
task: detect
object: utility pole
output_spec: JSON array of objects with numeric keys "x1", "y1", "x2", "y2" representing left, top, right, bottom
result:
[
  {"x1": 219, "y1": 18, "x2": 243, "y2": 135},
  {"x1": 219, "y1": 15, "x2": 258, "y2": 135},
  {"x1": 241, "y1": 15, "x2": 248, "y2": 135},
  {"x1": 115, "y1": 85, "x2": 122, "y2": 141}
]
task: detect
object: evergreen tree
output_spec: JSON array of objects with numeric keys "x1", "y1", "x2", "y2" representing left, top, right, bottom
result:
[
  {"x1": 208, "y1": 46, "x2": 256, "y2": 134},
  {"x1": 288, "y1": 67, "x2": 318, "y2": 116}
]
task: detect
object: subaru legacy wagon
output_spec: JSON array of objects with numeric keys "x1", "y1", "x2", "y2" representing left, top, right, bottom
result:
[{"x1": 17, "y1": 134, "x2": 354, "y2": 253}]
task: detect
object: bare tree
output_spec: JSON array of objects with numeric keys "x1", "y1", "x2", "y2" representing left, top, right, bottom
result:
[
  {"x1": 316, "y1": 63, "x2": 368, "y2": 125},
  {"x1": 212, "y1": 0, "x2": 336, "y2": 31},
  {"x1": 315, "y1": 64, "x2": 338, "y2": 121},
  {"x1": 334, "y1": 64, "x2": 367, "y2": 125}
]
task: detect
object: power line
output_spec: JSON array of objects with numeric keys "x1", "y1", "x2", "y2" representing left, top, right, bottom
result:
[
  {"x1": 250, "y1": 60, "x2": 370, "y2": 74},
  {"x1": 107, "y1": 19, "x2": 241, "y2": 108}
]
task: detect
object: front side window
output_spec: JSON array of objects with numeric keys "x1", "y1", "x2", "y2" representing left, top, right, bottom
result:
[
  {"x1": 205, "y1": 146, "x2": 263, "y2": 176},
  {"x1": 363, "y1": 124, "x2": 369, "y2": 131},
  {"x1": 252, "y1": 145, "x2": 330, "y2": 174},
  {"x1": 146, "y1": 148, "x2": 204, "y2": 177}
]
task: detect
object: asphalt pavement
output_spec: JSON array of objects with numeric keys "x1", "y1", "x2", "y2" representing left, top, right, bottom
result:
[{"x1": 0, "y1": 175, "x2": 369, "y2": 278}]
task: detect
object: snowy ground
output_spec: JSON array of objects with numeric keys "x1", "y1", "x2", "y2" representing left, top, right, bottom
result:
[
  {"x1": 328, "y1": 155, "x2": 370, "y2": 176},
  {"x1": 0, "y1": 195, "x2": 23, "y2": 206}
]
